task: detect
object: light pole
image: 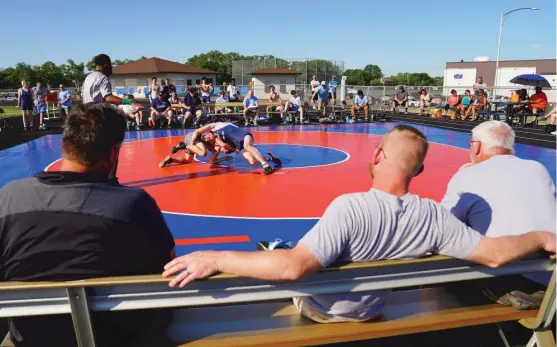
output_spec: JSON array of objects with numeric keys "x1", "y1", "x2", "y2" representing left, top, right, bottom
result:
[{"x1": 494, "y1": 7, "x2": 539, "y2": 99}]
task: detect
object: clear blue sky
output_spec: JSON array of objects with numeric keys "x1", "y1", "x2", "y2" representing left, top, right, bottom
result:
[{"x1": 2, "y1": 0, "x2": 555, "y2": 76}]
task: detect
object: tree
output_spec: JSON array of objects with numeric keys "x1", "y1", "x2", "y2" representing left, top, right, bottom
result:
[
  {"x1": 186, "y1": 50, "x2": 244, "y2": 83},
  {"x1": 60, "y1": 59, "x2": 86, "y2": 88},
  {"x1": 363, "y1": 64, "x2": 383, "y2": 81},
  {"x1": 344, "y1": 69, "x2": 370, "y2": 85}
]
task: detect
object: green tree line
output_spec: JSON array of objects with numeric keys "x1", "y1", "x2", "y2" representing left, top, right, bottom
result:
[{"x1": 0, "y1": 51, "x2": 442, "y2": 89}]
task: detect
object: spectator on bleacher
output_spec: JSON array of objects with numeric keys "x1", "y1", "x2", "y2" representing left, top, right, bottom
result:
[
  {"x1": 199, "y1": 77, "x2": 213, "y2": 103},
  {"x1": 243, "y1": 89, "x2": 259, "y2": 126},
  {"x1": 165, "y1": 78, "x2": 176, "y2": 95},
  {"x1": 442, "y1": 120, "x2": 556, "y2": 285},
  {"x1": 418, "y1": 89, "x2": 431, "y2": 116},
  {"x1": 162, "y1": 124, "x2": 556, "y2": 324},
  {"x1": 119, "y1": 94, "x2": 143, "y2": 130},
  {"x1": 390, "y1": 85, "x2": 408, "y2": 113},
  {"x1": 509, "y1": 90, "x2": 520, "y2": 103},
  {"x1": 150, "y1": 92, "x2": 174, "y2": 129},
  {"x1": 351, "y1": 90, "x2": 368, "y2": 121},
  {"x1": 473, "y1": 76, "x2": 487, "y2": 96},
  {"x1": 57, "y1": 84, "x2": 72, "y2": 120},
  {"x1": 528, "y1": 86, "x2": 548, "y2": 115},
  {"x1": 541, "y1": 108, "x2": 556, "y2": 135},
  {"x1": 169, "y1": 91, "x2": 182, "y2": 115},
  {"x1": 462, "y1": 89, "x2": 486, "y2": 121},
  {"x1": 17, "y1": 80, "x2": 34, "y2": 131},
  {"x1": 266, "y1": 85, "x2": 283, "y2": 114},
  {"x1": 0, "y1": 103, "x2": 175, "y2": 347},
  {"x1": 149, "y1": 77, "x2": 160, "y2": 102},
  {"x1": 32, "y1": 81, "x2": 49, "y2": 130},
  {"x1": 328, "y1": 76, "x2": 339, "y2": 99},
  {"x1": 215, "y1": 90, "x2": 232, "y2": 114},
  {"x1": 284, "y1": 89, "x2": 304, "y2": 123},
  {"x1": 443, "y1": 89, "x2": 460, "y2": 119},
  {"x1": 227, "y1": 78, "x2": 241, "y2": 101},
  {"x1": 456, "y1": 89, "x2": 473, "y2": 118},
  {"x1": 313, "y1": 81, "x2": 334, "y2": 114},
  {"x1": 182, "y1": 87, "x2": 204, "y2": 127}
]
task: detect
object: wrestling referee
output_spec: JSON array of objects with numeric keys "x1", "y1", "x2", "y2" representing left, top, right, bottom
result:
[{"x1": 82, "y1": 53, "x2": 142, "y2": 109}]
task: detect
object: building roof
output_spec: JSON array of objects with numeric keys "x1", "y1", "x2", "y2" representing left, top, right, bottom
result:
[
  {"x1": 447, "y1": 58, "x2": 555, "y2": 64},
  {"x1": 112, "y1": 57, "x2": 216, "y2": 75},
  {"x1": 251, "y1": 68, "x2": 300, "y2": 75}
]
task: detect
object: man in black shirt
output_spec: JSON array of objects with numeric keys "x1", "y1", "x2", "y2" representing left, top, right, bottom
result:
[{"x1": 0, "y1": 103, "x2": 175, "y2": 347}]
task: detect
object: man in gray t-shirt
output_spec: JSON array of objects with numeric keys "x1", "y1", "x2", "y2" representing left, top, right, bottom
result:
[
  {"x1": 162, "y1": 125, "x2": 556, "y2": 323},
  {"x1": 391, "y1": 86, "x2": 408, "y2": 112}
]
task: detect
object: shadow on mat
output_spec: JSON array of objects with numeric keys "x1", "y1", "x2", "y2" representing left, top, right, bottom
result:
[{"x1": 122, "y1": 167, "x2": 235, "y2": 188}]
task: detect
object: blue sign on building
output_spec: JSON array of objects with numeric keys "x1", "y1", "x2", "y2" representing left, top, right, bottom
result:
[{"x1": 454, "y1": 74, "x2": 463, "y2": 79}]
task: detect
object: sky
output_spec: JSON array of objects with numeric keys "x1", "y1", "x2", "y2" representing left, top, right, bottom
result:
[{"x1": 1, "y1": 0, "x2": 555, "y2": 76}]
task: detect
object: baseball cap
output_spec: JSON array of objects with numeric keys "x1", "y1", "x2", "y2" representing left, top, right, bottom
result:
[{"x1": 321, "y1": 81, "x2": 326, "y2": 85}]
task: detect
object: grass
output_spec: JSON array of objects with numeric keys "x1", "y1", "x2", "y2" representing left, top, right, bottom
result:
[{"x1": 0, "y1": 106, "x2": 59, "y2": 118}]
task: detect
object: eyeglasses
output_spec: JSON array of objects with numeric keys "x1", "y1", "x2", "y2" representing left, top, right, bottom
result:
[{"x1": 376, "y1": 144, "x2": 387, "y2": 159}]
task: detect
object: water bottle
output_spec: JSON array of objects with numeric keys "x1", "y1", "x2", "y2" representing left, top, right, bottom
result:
[
  {"x1": 345, "y1": 116, "x2": 349, "y2": 123},
  {"x1": 234, "y1": 106, "x2": 238, "y2": 113}
]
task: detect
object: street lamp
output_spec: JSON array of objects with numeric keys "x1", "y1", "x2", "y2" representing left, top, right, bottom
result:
[{"x1": 494, "y1": 7, "x2": 539, "y2": 99}]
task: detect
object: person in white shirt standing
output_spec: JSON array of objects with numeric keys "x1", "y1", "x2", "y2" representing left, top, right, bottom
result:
[
  {"x1": 310, "y1": 75, "x2": 320, "y2": 108},
  {"x1": 226, "y1": 78, "x2": 241, "y2": 102},
  {"x1": 442, "y1": 120, "x2": 555, "y2": 285}
]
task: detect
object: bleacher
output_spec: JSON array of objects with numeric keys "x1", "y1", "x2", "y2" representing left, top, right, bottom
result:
[{"x1": 1, "y1": 256, "x2": 554, "y2": 346}]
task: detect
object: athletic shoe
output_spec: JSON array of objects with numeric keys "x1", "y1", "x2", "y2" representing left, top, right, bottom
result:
[
  {"x1": 257, "y1": 239, "x2": 293, "y2": 251},
  {"x1": 171, "y1": 142, "x2": 187, "y2": 154},
  {"x1": 264, "y1": 165, "x2": 273, "y2": 175},
  {"x1": 266, "y1": 153, "x2": 282, "y2": 167},
  {"x1": 159, "y1": 156, "x2": 173, "y2": 168}
]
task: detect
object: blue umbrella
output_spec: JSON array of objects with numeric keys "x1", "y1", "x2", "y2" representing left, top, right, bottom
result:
[{"x1": 509, "y1": 74, "x2": 551, "y2": 88}]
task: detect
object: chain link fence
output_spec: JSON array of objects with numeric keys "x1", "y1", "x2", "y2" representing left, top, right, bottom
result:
[{"x1": 232, "y1": 58, "x2": 344, "y2": 86}]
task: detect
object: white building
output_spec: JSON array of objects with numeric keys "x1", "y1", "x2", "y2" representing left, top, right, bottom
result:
[
  {"x1": 250, "y1": 68, "x2": 300, "y2": 100},
  {"x1": 443, "y1": 58, "x2": 556, "y2": 101},
  {"x1": 111, "y1": 57, "x2": 217, "y2": 98}
]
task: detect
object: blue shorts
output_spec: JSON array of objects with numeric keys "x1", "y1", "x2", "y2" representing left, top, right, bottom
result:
[
  {"x1": 202, "y1": 96, "x2": 211, "y2": 103},
  {"x1": 36, "y1": 103, "x2": 47, "y2": 113},
  {"x1": 288, "y1": 105, "x2": 300, "y2": 112}
]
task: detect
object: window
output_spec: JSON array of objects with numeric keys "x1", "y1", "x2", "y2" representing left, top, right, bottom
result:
[
  {"x1": 264, "y1": 80, "x2": 272, "y2": 93},
  {"x1": 206, "y1": 78, "x2": 213, "y2": 84},
  {"x1": 279, "y1": 80, "x2": 287, "y2": 93},
  {"x1": 186, "y1": 79, "x2": 192, "y2": 86},
  {"x1": 124, "y1": 79, "x2": 137, "y2": 88},
  {"x1": 195, "y1": 79, "x2": 201, "y2": 85}
]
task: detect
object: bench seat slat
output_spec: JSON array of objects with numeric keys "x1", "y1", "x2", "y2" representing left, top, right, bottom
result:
[{"x1": 172, "y1": 287, "x2": 537, "y2": 347}]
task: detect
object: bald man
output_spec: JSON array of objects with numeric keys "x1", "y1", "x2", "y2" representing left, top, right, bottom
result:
[{"x1": 162, "y1": 124, "x2": 556, "y2": 324}]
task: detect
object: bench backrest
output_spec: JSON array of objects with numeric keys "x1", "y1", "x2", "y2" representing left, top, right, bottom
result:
[{"x1": 0, "y1": 256, "x2": 553, "y2": 346}]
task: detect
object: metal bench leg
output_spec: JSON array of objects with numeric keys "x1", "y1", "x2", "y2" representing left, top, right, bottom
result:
[
  {"x1": 67, "y1": 287, "x2": 96, "y2": 347},
  {"x1": 526, "y1": 329, "x2": 556, "y2": 347}
]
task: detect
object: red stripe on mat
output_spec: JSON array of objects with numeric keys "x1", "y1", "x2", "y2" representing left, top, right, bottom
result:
[{"x1": 175, "y1": 235, "x2": 250, "y2": 245}]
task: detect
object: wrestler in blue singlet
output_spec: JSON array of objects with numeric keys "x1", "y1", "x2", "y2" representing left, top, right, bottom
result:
[
  {"x1": 212, "y1": 123, "x2": 252, "y2": 151},
  {"x1": 19, "y1": 88, "x2": 33, "y2": 111}
]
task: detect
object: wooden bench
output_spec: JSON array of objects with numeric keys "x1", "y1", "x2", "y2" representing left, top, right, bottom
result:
[{"x1": 0, "y1": 256, "x2": 554, "y2": 347}]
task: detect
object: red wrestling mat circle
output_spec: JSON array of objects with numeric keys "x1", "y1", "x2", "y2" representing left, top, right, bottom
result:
[{"x1": 47, "y1": 131, "x2": 469, "y2": 218}]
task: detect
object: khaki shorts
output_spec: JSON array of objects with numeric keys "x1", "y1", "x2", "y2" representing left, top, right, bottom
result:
[{"x1": 292, "y1": 297, "x2": 376, "y2": 324}]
